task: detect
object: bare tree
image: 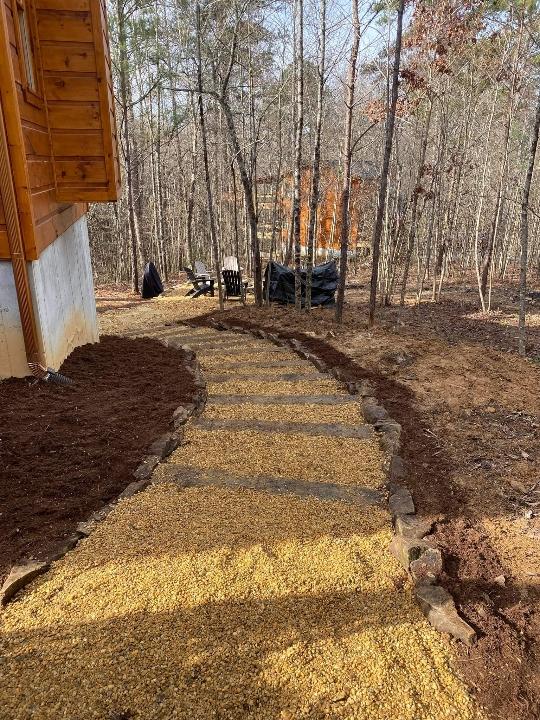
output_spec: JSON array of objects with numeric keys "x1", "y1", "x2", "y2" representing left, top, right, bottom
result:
[
  {"x1": 305, "y1": 0, "x2": 327, "y2": 312},
  {"x1": 368, "y1": 0, "x2": 405, "y2": 327},
  {"x1": 519, "y1": 84, "x2": 540, "y2": 356},
  {"x1": 335, "y1": 0, "x2": 360, "y2": 323},
  {"x1": 292, "y1": 0, "x2": 304, "y2": 310},
  {"x1": 196, "y1": 1, "x2": 224, "y2": 309}
]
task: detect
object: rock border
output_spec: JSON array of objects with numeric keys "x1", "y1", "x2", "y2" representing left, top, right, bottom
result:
[
  {"x1": 1, "y1": 339, "x2": 207, "y2": 608},
  {"x1": 199, "y1": 319, "x2": 477, "y2": 647}
]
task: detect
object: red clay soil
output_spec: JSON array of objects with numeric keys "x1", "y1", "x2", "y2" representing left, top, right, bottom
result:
[
  {"x1": 0, "y1": 335, "x2": 196, "y2": 584},
  {"x1": 190, "y1": 309, "x2": 539, "y2": 720}
]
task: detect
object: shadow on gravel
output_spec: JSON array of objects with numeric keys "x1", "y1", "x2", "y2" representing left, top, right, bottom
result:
[{"x1": 0, "y1": 585, "x2": 460, "y2": 719}]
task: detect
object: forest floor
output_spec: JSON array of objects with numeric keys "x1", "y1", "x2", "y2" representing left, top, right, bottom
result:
[
  {"x1": 93, "y1": 273, "x2": 540, "y2": 720},
  {"x1": 0, "y1": 336, "x2": 196, "y2": 584}
]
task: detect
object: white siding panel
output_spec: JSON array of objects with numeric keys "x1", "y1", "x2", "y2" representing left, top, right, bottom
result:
[{"x1": 0, "y1": 215, "x2": 98, "y2": 378}]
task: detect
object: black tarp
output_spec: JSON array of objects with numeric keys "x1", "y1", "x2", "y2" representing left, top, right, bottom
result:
[
  {"x1": 264, "y1": 260, "x2": 338, "y2": 306},
  {"x1": 141, "y1": 262, "x2": 164, "y2": 300}
]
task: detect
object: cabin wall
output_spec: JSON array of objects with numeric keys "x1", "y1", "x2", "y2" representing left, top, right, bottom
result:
[
  {"x1": 0, "y1": 191, "x2": 7, "y2": 256},
  {"x1": 0, "y1": 214, "x2": 98, "y2": 378},
  {"x1": 0, "y1": 0, "x2": 119, "y2": 261},
  {"x1": 30, "y1": 214, "x2": 98, "y2": 370},
  {"x1": 0, "y1": 0, "x2": 87, "y2": 260},
  {"x1": 36, "y1": 0, "x2": 121, "y2": 203},
  {"x1": 278, "y1": 170, "x2": 374, "y2": 257}
]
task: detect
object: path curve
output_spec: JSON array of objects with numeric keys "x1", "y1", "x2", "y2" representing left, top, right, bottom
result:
[{"x1": 0, "y1": 326, "x2": 484, "y2": 720}]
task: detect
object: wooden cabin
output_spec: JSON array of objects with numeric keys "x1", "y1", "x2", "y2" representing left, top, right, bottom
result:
[
  {"x1": 257, "y1": 163, "x2": 378, "y2": 260},
  {"x1": 0, "y1": 0, "x2": 119, "y2": 378}
]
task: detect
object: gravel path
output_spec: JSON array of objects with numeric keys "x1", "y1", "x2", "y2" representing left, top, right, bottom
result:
[{"x1": 0, "y1": 324, "x2": 485, "y2": 719}]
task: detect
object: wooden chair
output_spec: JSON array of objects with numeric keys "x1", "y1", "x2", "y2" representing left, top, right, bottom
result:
[
  {"x1": 194, "y1": 260, "x2": 211, "y2": 279},
  {"x1": 223, "y1": 256, "x2": 239, "y2": 271},
  {"x1": 222, "y1": 269, "x2": 248, "y2": 303},
  {"x1": 184, "y1": 267, "x2": 215, "y2": 298}
]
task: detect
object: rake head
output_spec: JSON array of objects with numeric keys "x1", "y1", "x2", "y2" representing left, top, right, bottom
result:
[{"x1": 29, "y1": 363, "x2": 74, "y2": 387}]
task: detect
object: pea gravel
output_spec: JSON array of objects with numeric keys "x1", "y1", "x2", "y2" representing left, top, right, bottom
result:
[
  {"x1": 204, "y1": 402, "x2": 365, "y2": 425},
  {"x1": 0, "y1": 485, "x2": 483, "y2": 720},
  {"x1": 201, "y1": 363, "x2": 312, "y2": 376},
  {"x1": 174, "y1": 427, "x2": 386, "y2": 488},
  {"x1": 0, "y1": 326, "x2": 484, "y2": 719},
  {"x1": 207, "y1": 379, "x2": 345, "y2": 396}
]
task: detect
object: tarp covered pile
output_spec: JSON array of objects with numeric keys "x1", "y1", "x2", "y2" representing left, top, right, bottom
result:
[{"x1": 263, "y1": 260, "x2": 338, "y2": 306}]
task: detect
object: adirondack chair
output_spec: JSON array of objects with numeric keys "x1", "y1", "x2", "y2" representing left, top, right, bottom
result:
[
  {"x1": 183, "y1": 267, "x2": 215, "y2": 298},
  {"x1": 223, "y1": 256, "x2": 239, "y2": 271},
  {"x1": 222, "y1": 268, "x2": 249, "y2": 303},
  {"x1": 194, "y1": 260, "x2": 211, "y2": 279}
]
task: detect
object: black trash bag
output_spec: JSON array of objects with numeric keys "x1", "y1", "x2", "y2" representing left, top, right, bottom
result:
[
  {"x1": 141, "y1": 262, "x2": 164, "y2": 300},
  {"x1": 263, "y1": 260, "x2": 338, "y2": 306},
  {"x1": 308, "y1": 261, "x2": 339, "y2": 306}
]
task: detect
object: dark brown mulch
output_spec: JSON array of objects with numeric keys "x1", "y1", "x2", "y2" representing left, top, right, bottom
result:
[
  {"x1": 0, "y1": 335, "x2": 196, "y2": 584},
  {"x1": 190, "y1": 310, "x2": 539, "y2": 720}
]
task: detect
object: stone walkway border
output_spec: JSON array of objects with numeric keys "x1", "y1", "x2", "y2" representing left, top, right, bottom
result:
[{"x1": 196, "y1": 318, "x2": 477, "y2": 647}]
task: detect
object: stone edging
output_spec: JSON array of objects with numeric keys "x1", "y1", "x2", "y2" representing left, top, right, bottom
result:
[
  {"x1": 0, "y1": 339, "x2": 207, "y2": 608},
  {"x1": 204, "y1": 319, "x2": 477, "y2": 647}
]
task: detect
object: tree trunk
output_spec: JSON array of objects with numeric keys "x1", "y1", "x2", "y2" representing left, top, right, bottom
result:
[
  {"x1": 519, "y1": 85, "x2": 540, "y2": 356},
  {"x1": 196, "y1": 2, "x2": 223, "y2": 309},
  {"x1": 219, "y1": 98, "x2": 262, "y2": 305},
  {"x1": 116, "y1": 0, "x2": 142, "y2": 294},
  {"x1": 306, "y1": 0, "x2": 327, "y2": 312},
  {"x1": 292, "y1": 0, "x2": 304, "y2": 310},
  {"x1": 368, "y1": 0, "x2": 405, "y2": 327},
  {"x1": 334, "y1": 0, "x2": 360, "y2": 323}
]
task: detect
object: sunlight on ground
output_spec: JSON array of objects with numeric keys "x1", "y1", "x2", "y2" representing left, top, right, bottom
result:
[
  {"x1": 0, "y1": 484, "x2": 483, "y2": 720},
  {"x1": 463, "y1": 308, "x2": 540, "y2": 327},
  {"x1": 207, "y1": 379, "x2": 346, "y2": 396},
  {"x1": 175, "y1": 427, "x2": 386, "y2": 490},
  {"x1": 203, "y1": 402, "x2": 365, "y2": 425}
]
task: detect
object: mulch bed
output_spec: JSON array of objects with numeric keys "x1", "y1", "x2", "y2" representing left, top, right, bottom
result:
[
  {"x1": 190, "y1": 310, "x2": 539, "y2": 720},
  {"x1": 0, "y1": 335, "x2": 196, "y2": 584}
]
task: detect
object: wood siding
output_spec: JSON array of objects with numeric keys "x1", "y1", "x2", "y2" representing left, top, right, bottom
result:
[
  {"x1": 36, "y1": 0, "x2": 120, "y2": 203},
  {"x1": 0, "y1": 0, "x2": 119, "y2": 260},
  {"x1": 0, "y1": 191, "x2": 8, "y2": 256}
]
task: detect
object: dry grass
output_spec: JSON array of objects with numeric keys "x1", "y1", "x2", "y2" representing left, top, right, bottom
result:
[
  {"x1": 0, "y1": 484, "x2": 484, "y2": 720},
  {"x1": 205, "y1": 402, "x2": 365, "y2": 425},
  {"x1": 174, "y1": 427, "x2": 387, "y2": 488}
]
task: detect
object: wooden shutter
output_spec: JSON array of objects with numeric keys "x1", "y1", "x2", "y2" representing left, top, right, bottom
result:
[{"x1": 35, "y1": 0, "x2": 120, "y2": 202}]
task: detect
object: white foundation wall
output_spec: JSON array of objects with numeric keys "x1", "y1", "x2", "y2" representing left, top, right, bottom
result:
[
  {"x1": 0, "y1": 261, "x2": 28, "y2": 378},
  {"x1": 0, "y1": 215, "x2": 98, "y2": 379}
]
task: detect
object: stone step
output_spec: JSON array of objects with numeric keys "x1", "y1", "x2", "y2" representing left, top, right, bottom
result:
[
  {"x1": 204, "y1": 372, "x2": 328, "y2": 383},
  {"x1": 153, "y1": 330, "x2": 240, "y2": 344},
  {"x1": 202, "y1": 345, "x2": 291, "y2": 356},
  {"x1": 191, "y1": 417, "x2": 373, "y2": 438},
  {"x1": 209, "y1": 394, "x2": 357, "y2": 405},
  {"x1": 154, "y1": 465, "x2": 384, "y2": 506},
  {"x1": 124, "y1": 324, "x2": 218, "y2": 338},
  {"x1": 139, "y1": 331, "x2": 244, "y2": 346},
  {"x1": 203, "y1": 359, "x2": 313, "y2": 369}
]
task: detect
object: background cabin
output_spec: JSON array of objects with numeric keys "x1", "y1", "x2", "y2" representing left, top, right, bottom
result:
[
  {"x1": 257, "y1": 162, "x2": 378, "y2": 262},
  {"x1": 0, "y1": 0, "x2": 119, "y2": 378}
]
